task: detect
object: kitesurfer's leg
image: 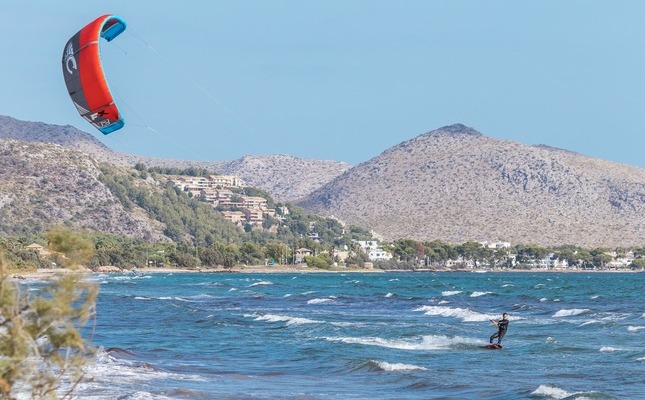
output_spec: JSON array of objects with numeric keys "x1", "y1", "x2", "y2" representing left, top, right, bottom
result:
[
  {"x1": 490, "y1": 332, "x2": 499, "y2": 344},
  {"x1": 497, "y1": 330, "x2": 505, "y2": 344}
]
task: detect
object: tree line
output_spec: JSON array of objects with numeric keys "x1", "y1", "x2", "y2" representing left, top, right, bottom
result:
[{"x1": 380, "y1": 239, "x2": 645, "y2": 270}]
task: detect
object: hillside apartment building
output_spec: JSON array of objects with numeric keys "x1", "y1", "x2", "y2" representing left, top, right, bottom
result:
[{"x1": 171, "y1": 175, "x2": 280, "y2": 228}]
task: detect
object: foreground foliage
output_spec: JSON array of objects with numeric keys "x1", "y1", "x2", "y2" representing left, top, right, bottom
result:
[{"x1": 0, "y1": 229, "x2": 97, "y2": 399}]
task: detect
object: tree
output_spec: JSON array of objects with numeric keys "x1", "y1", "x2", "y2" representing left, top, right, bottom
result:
[
  {"x1": 629, "y1": 258, "x2": 645, "y2": 270},
  {"x1": 0, "y1": 229, "x2": 97, "y2": 399}
]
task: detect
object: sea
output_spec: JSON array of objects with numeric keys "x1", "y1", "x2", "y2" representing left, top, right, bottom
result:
[{"x1": 24, "y1": 271, "x2": 645, "y2": 399}]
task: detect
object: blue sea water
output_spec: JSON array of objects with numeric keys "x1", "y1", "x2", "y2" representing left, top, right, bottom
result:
[{"x1": 35, "y1": 271, "x2": 645, "y2": 399}]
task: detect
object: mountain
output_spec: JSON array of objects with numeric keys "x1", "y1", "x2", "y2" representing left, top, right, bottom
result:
[
  {"x1": 0, "y1": 139, "x2": 167, "y2": 240},
  {"x1": 0, "y1": 115, "x2": 349, "y2": 201},
  {"x1": 297, "y1": 124, "x2": 645, "y2": 248}
]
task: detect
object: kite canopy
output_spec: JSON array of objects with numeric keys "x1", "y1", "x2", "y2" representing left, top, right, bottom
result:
[{"x1": 62, "y1": 14, "x2": 126, "y2": 134}]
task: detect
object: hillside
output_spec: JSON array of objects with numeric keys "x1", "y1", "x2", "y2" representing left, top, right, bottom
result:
[
  {"x1": 297, "y1": 124, "x2": 645, "y2": 248},
  {"x1": 0, "y1": 115, "x2": 350, "y2": 201},
  {"x1": 0, "y1": 139, "x2": 167, "y2": 240}
]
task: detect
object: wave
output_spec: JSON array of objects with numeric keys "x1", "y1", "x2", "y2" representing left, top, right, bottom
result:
[
  {"x1": 157, "y1": 296, "x2": 194, "y2": 302},
  {"x1": 531, "y1": 384, "x2": 570, "y2": 399},
  {"x1": 385, "y1": 292, "x2": 394, "y2": 298},
  {"x1": 324, "y1": 334, "x2": 481, "y2": 351},
  {"x1": 246, "y1": 313, "x2": 355, "y2": 328},
  {"x1": 250, "y1": 313, "x2": 322, "y2": 326},
  {"x1": 599, "y1": 346, "x2": 624, "y2": 352},
  {"x1": 530, "y1": 384, "x2": 609, "y2": 399},
  {"x1": 67, "y1": 347, "x2": 206, "y2": 399},
  {"x1": 371, "y1": 360, "x2": 428, "y2": 372},
  {"x1": 307, "y1": 298, "x2": 334, "y2": 304},
  {"x1": 553, "y1": 309, "x2": 590, "y2": 317},
  {"x1": 441, "y1": 290, "x2": 462, "y2": 296},
  {"x1": 249, "y1": 281, "x2": 273, "y2": 287},
  {"x1": 470, "y1": 291, "x2": 492, "y2": 297},
  {"x1": 628, "y1": 326, "x2": 645, "y2": 332},
  {"x1": 415, "y1": 305, "x2": 497, "y2": 322}
]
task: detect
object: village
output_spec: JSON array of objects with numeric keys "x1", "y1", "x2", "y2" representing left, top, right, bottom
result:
[{"x1": 168, "y1": 174, "x2": 644, "y2": 272}]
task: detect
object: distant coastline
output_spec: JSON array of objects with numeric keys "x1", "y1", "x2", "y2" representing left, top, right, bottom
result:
[{"x1": 9, "y1": 265, "x2": 642, "y2": 281}]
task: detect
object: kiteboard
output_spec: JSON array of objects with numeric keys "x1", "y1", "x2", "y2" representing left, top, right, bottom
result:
[{"x1": 483, "y1": 344, "x2": 503, "y2": 350}]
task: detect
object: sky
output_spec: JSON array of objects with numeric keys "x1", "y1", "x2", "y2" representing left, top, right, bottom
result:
[{"x1": 2, "y1": 1, "x2": 645, "y2": 168}]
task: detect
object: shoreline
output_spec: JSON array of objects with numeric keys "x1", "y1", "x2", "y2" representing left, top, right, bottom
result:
[{"x1": 8, "y1": 265, "x2": 642, "y2": 280}]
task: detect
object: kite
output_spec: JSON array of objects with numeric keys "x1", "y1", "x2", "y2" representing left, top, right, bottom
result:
[{"x1": 62, "y1": 14, "x2": 126, "y2": 134}]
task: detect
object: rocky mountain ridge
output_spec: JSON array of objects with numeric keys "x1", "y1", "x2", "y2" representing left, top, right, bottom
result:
[
  {"x1": 0, "y1": 139, "x2": 168, "y2": 239},
  {"x1": 0, "y1": 115, "x2": 350, "y2": 201},
  {"x1": 2, "y1": 116, "x2": 644, "y2": 247},
  {"x1": 297, "y1": 124, "x2": 645, "y2": 248}
]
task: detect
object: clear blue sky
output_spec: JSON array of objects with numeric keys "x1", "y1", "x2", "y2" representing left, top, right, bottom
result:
[{"x1": 2, "y1": 1, "x2": 644, "y2": 168}]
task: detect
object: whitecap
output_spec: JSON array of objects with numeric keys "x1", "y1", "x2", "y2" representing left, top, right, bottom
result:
[
  {"x1": 553, "y1": 308, "x2": 590, "y2": 317},
  {"x1": 414, "y1": 305, "x2": 497, "y2": 322},
  {"x1": 385, "y1": 293, "x2": 394, "y2": 298},
  {"x1": 134, "y1": 296, "x2": 151, "y2": 301},
  {"x1": 470, "y1": 291, "x2": 492, "y2": 297},
  {"x1": 501, "y1": 284, "x2": 514, "y2": 287},
  {"x1": 374, "y1": 361, "x2": 428, "y2": 372},
  {"x1": 441, "y1": 290, "x2": 462, "y2": 296},
  {"x1": 531, "y1": 384, "x2": 570, "y2": 399},
  {"x1": 325, "y1": 334, "x2": 480, "y2": 351},
  {"x1": 249, "y1": 281, "x2": 273, "y2": 287},
  {"x1": 253, "y1": 313, "x2": 322, "y2": 326},
  {"x1": 627, "y1": 326, "x2": 645, "y2": 332},
  {"x1": 189, "y1": 294, "x2": 215, "y2": 299},
  {"x1": 307, "y1": 298, "x2": 334, "y2": 304},
  {"x1": 539, "y1": 298, "x2": 548, "y2": 302},
  {"x1": 66, "y1": 347, "x2": 206, "y2": 399},
  {"x1": 228, "y1": 287, "x2": 237, "y2": 292},
  {"x1": 600, "y1": 346, "x2": 623, "y2": 352}
]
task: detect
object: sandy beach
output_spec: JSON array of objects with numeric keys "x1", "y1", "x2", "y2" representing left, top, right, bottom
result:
[{"x1": 8, "y1": 264, "x2": 640, "y2": 281}]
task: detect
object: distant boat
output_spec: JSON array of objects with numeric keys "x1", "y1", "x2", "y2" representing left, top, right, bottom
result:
[{"x1": 473, "y1": 270, "x2": 488, "y2": 273}]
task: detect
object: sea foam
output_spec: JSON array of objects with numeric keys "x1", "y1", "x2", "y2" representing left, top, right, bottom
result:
[
  {"x1": 415, "y1": 305, "x2": 496, "y2": 322},
  {"x1": 600, "y1": 346, "x2": 623, "y2": 352},
  {"x1": 373, "y1": 360, "x2": 428, "y2": 372},
  {"x1": 251, "y1": 313, "x2": 322, "y2": 326},
  {"x1": 531, "y1": 384, "x2": 570, "y2": 399},
  {"x1": 307, "y1": 298, "x2": 334, "y2": 304},
  {"x1": 325, "y1": 334, "x2": 480, "y2": 351},
  {"x1": 553, "y1": 309, "x2": 590, "y2": 317},
  {"x1": 470, "y1": 291, "x2": 492, "y2": 297},
  {"x1": 249, "y1": 281, "x2": 273, "y2": 287}
]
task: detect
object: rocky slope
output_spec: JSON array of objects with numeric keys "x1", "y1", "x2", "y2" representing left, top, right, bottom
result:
[
  {"x1": 0, "y1": 115, "x2": 350, "y2": 201},
  {"x1": 297, "y1": 125, "x2": 645, "y2": 248},
  {"x1": 0, "y1": 139, "x2": 167, "y2": 240}
]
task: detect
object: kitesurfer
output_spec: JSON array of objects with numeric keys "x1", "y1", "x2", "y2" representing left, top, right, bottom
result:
[{"x1": 489, "y1": 313, "x2": 509, "y2": 345}]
